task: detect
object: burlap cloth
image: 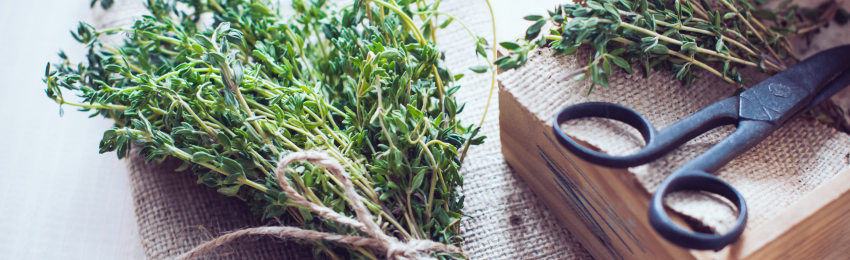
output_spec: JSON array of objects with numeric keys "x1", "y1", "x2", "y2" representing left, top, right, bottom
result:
[
  {"x1": 122, "y1": 0, "x2": 594, "y2": 259},
  {"x1": 498, "y1": 45, "x2": 850, "y2": 235}
]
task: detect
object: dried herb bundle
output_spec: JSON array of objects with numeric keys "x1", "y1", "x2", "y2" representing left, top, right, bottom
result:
[
  {"x1": 44, "y1": 0, "x2": 493, "y2": 259},
  {"x1": 497, "y1": 0, "x2": 848, "y2": 92}
]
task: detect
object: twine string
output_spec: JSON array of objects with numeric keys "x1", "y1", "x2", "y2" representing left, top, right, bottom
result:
[{"x1": 176, "y1": 151, "x2": 463, "y2": 260}]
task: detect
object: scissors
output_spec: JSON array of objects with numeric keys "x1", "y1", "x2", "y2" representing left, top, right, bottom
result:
[{"x1": 552, "y1": 45, "x2": 850, "y2": 250}]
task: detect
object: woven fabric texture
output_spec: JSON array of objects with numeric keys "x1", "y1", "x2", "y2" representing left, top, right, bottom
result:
[
  {"x1": 124, "y1": 0, "x2": 594, "y2": 259},
  {"x1": 437, "y1": 1, "x2": 593, "y2": 259},
  {"x1": 128, "y1": 155, "x2": 316, "y2": 259},
  {"x1": 497, "y1": 46, "x2": 850, "y2": 234}
]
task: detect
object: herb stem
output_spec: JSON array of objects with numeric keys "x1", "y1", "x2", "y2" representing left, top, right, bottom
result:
[
  {"x1": 100, "y1": 45, "x2": 146, "y2": 73},
  {"x1": 288, "y1": 168, "x2": 326, "y2": 206},
  {"x1": 405, "y1": 191, "x2": 421, "y2": 239},
  {"x1": 617, "y1": 21, "x2": 767, "y2": 69},
  {"x1": 369, "y1": 0, "x2": 427, "y2": 44},
  {"x1": 52, "y1": 97, "x2": 130, "y2": 110},
  {"x1": 717, "y1": 0, "x2": 785, "y2": 68},
  {"x1": 250, "y1": 149, "x2": 275, "y2": 176},
  {"x1": 305, "y1": 108, "x2": 347, "y2": 147},
  {"x1": 402, "y1": 203, "x2": 422, "y2": 239},
  {"x1": 420, "y1": 139, "x2": 447, "y2": 220},
  {"x1": 431, "y1": 65, "x2": 446, "y2": 124},
  {"x1": 354, "y1": 247, "x2": 379, "y2": 260},
  {"x1": 633, "y1": 12, "x2": 768, "y2": 66},
  {"x1": 176, "y1": 98, "x2": 218, "y2": 137},
  {"x1": 268, "y1": 125, "x2": 302, "y2": 151},
  {"x1": 170, "y1": 146, "x2": 268, "y2": 192},
  {"x1": 687, "y1": 0, "x2": 710, "y2": 20},
  {"x1": 206, "y1": 115, "x2": 235, "y2": 136},
  {"x1": 611, "y1": 37, "x2": 737, "y2": 85},
  {"x1": 667, "y1": 51, "x2": 736, "y2": 85}
]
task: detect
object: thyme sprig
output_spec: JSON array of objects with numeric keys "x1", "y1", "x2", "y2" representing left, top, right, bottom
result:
[
  {"x1": 497, "y1": 0, "x2": 848, "y2": 93},
  {"x1": 45, "y1": 0, "x2": 496, "y2": 259}
]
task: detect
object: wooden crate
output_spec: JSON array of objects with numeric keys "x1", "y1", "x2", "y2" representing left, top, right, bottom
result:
[{"x1": 498, "y1": 76, "x2": 850, "y2": 260}]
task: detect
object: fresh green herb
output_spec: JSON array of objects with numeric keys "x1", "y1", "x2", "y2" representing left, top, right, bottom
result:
[
  {"x1": 498, "y1": 0, "x2": 847, "y2": 93},
  {"x1": 46, "y1": 0, "x2": 496, "y2": 259}
]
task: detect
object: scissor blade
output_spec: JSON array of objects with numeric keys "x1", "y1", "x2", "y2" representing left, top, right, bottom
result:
[
  {"x1": 737, "y1": 45, "x2": 850, "y2": 124},
  {"x1": 803, "y1": 69, "x2": 850, "y2": 111},
  {"x1": 775, "y1": 45, "x2": 850, "y2": 93}
]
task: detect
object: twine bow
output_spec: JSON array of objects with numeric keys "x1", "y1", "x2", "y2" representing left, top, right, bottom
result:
[{"x1": 176, "y1": 151, "x2": 464, "y2": 260}]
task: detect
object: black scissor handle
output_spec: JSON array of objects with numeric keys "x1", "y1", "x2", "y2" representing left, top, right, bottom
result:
[
  {"x1": 553, "y1": 100, "x2": 740, "y2": 168},
  {"x1": 553, "y1": 100, "x2": 747, "y2": 250},
  {"x1": 553, "y1": 102, "x2": 660, "y2": 168},
  {"x1": 649, "y1": 170, "x2": 747, "y2": 250}
]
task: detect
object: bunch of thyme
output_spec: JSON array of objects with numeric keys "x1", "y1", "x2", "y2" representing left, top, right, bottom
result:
[
  {"x1": 44, "y1": 0, "x2": 494, "y2": 259},
  {"x1": 497, "y1": 0, "x2": 848, "y2": 93}
]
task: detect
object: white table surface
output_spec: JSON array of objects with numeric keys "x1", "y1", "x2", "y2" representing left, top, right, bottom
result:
[
  {"x1": 0, "y1": 1, "x2": 560, "y2": 259},
  {"x1": 0, "y1": 0, "x2": 146, "y2": 259}
]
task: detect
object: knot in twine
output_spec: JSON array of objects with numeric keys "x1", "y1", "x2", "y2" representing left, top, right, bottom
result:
[{"x1": 176, "y1": 151, "x2": 464, "y2": 260}]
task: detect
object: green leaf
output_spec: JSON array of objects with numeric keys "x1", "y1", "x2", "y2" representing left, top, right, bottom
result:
[
  {"x1": 610, "y1": 56, "x2": 630, "y2": 70},
  {"x1": 603, "y1": 3, "x2": 619, "y2": 16},
  {"x1": 752, "y1": 9, "x2": 777, "y2": 21},
  {"x1": 643, "y1": 11, "x2": 656, "y2": 30},
  {"x1": 523, "y1": 15, "x2": 544, "y2": 21},
  {"x1": 680, "y1": 42, "x2": 698, "y2": 54},
  {"x1": 525, "y1": 19, "x2": 546, "y2": 41},
  {"x1": 407, "y1": 104, "x2": 423, "y2": 118},
  {"x1": 104, "y1": 64, "x2": 125, "y2": 73},
  {"x1": 377, "y1": 49, "x2": 401, "y2": 60},
  {"x1": 586, "y1": 1, "x2": 604, "y2": 11},
  {"x1": 499, "y1": 42, "x2": 521, "y2": 50},
  {"x1": 231, "y1": 60, "x2": 244, "y2": 86},
  {"x1": 433, "y1": 206, "x2": 450, "y2": 225},
  {"x1": 217, "y1": 132, "x2": 232, "y2": 149},
  {"x1": 175, "y1": 161, "x2": 192, "y2": 172},
  {"x1": 217, "y1": 185, "x2": 242, "y2": 196},
  {"x1": 602, "y1": 58, "x2": 612, "y2": 75},
  {"x1": 713, "y1": 10, "x2": 721, "y2": 26},
  {"x1": 192, "y1": 152, "x2": 216, "y2": 163},
  {"x1": 475, "y1": 43, "x2": 488, "y2": 58},
  {"x1": 650, "y1": 44, "x2": 669, "y2": 54},
  {"x1": 204, "y1": 52, "x2": 227, "y2": 66},
  {"x1": 298, "y1": 206, "x2": 313, "y2": 221},
  {"x1": 439, "y1": 17, "x2": 454, "y2": 28},
  {"x1": 469, "y1": 65, "x2": 488, "y2": 73},
  {"x1": 193, "y1": 35, "x2": 215, "y2": 50},
  {"x1": 220, "y1": 157, "x2": 244, "y2": 174},
  {"x1": 409, "y1": 169, "x2": 427, "y2": 193},
  {"x1": 591, "y1": 63, "x2": 600, "y2": 82},
  {"x1": 715, "y1": 37, "x2": 727, "y2": 53},
  {"x1": 609, "y1": 48, "x2": 626, "y2": 56},
  {"x1": 214, "y1": 22, "x2": 231, "y2": 38}
]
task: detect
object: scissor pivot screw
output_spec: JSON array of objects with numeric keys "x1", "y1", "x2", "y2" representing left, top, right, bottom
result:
[{"x1": 769, "y1": 83, "x2": 792, "y2": 98}]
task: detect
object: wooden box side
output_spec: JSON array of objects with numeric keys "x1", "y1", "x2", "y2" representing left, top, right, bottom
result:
[
  {"x1": 718, "y1": 167, "x2": 850, "y2": 260},
  {"x1": 499, "y1": 86, "x2": 696, "y2": 260}
]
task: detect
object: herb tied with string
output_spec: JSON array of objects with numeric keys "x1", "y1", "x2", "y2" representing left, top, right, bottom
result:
[
  {"x1": 45, "y1": 0, "x2": 490, "y2": 259},
  {"x1": 497, "y1": 0, "x2": 848, "y2": 93}
]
